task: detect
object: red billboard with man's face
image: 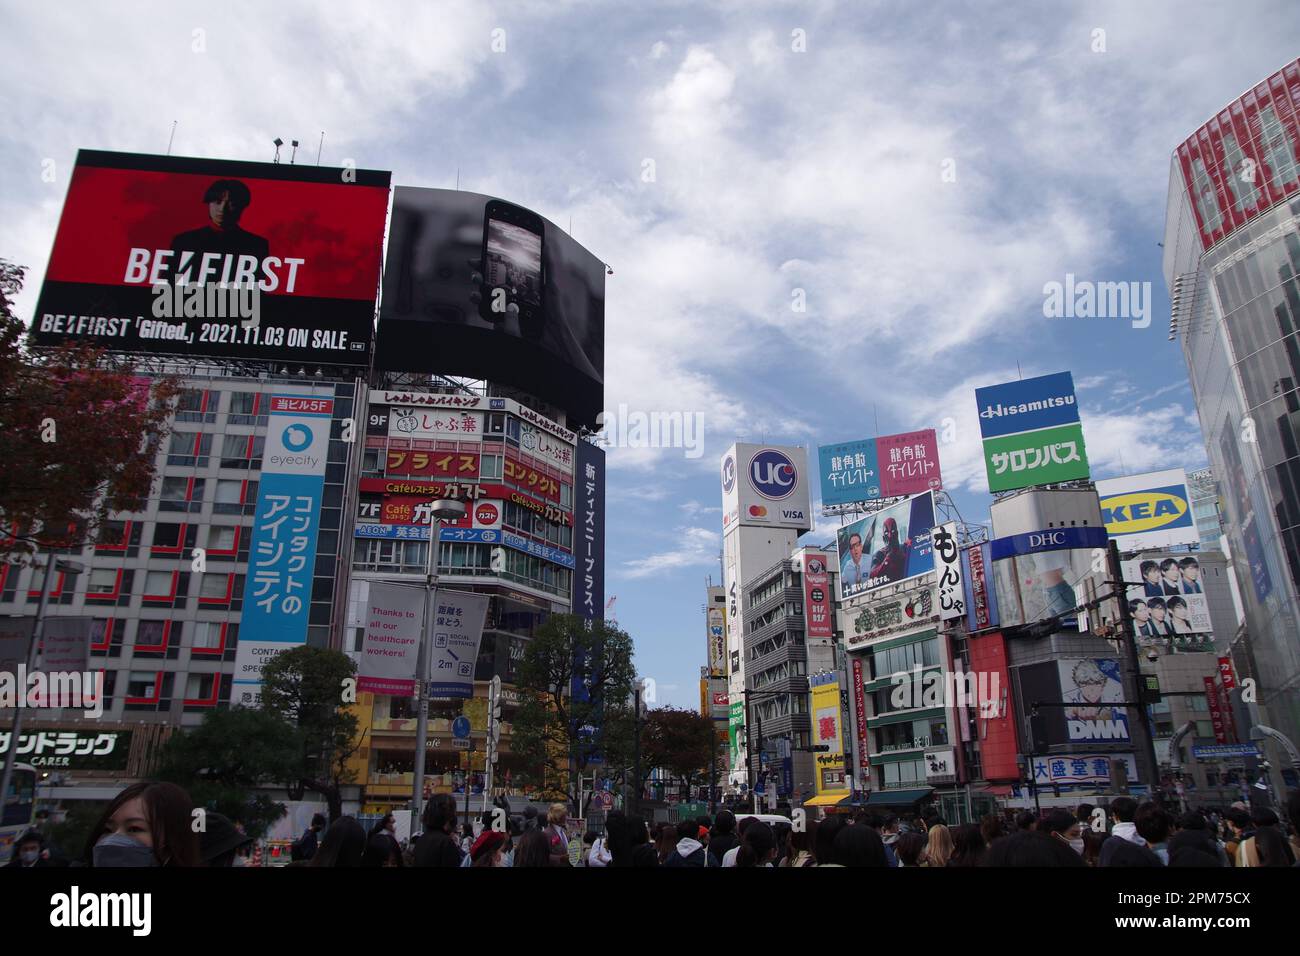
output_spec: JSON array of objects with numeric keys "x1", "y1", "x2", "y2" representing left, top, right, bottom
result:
[{"x1": 31, "y1": 150, "x2": 391, "y2": 368}]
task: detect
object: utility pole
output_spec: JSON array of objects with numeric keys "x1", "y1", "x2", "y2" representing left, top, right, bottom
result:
[{"x1": 631, "y1": 680, "x2": 643, "y2": 815}]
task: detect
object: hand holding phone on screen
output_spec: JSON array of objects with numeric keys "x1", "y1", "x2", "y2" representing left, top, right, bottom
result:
[{"x1": 477, "y1": 199, "x2": 544, "y2": 327}]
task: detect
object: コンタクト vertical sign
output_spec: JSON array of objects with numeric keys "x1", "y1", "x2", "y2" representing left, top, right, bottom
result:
[
  {"x1": 975, "y1": 372, "x2": 1090, "y2": 493},
  {"x1": 232, "y1": 393, "x2": 333, "y2": 706}
]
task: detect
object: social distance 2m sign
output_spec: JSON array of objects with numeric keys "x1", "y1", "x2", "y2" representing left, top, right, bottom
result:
[
  {"x1": 31, "y1": 150, "x2": 391, "y2": 369},
  {"x1": 975, "y1": 371, "x2": 1090, "y2": 493}
]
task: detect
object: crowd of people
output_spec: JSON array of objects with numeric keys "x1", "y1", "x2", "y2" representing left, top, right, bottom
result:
[{"x1": 6, "y1": 779, "x2": 1300, "y2": 868}]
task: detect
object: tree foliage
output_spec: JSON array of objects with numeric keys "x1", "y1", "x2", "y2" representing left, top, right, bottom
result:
[
  {"x1": 0, "y1": 258, "x2": 180, "y2": 560},
  {"x1": 511, "y1": 614, "x2": 637, "y2": 810},
  {"x1": 154, "y1": 707, "x2": 298, "y2": 838},
  {"x1": 259, "y1": 645, "x2": 364, "y2": 821},
  {"x1": 642, "y1": 706, "x2": 718, "y2": 797}
]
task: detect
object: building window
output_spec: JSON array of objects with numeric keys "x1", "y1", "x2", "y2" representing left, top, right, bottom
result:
[
  {"x1": 127, "y1": 671, "x2": 159, "y2": 698},
  {"x1": 87, "y1": 569, "x2": 118, "y2": 594},
  {"x1": 228, "y1": 391, "x2": 264, "y2": 426},
  {"x1": 214, "y1": 480, "x2": 245, "y2": 514},
  {"x1": 207, "y1": 525, "x2": 238, "y2": 552},
  {"x1": 185, "y1": 673, "x2": 216, "y2": 700}
]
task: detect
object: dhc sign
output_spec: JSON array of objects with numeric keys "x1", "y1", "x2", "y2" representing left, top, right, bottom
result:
[{"x1": 990, "y1": 526, "x2": 1109, "y2": 560}]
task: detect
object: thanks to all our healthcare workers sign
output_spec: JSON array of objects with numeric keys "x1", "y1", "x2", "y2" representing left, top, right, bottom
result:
[{"x1": 31, "y1": 150, "x2": 391, "y2": 369}]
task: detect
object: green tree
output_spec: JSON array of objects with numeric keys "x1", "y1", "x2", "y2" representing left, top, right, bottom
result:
[
  {"x1": 0, "y1": 259, "x2": 180, "y2": 560},
  {"x1": 154, "y1": 707, "x2": 299, "y2": 838},
  {"x1": 511, "y1": 614, "x2": 637, "y2": 812},
  {"x1": 642, "y1": 706, "x2": 716, "y2": 801},
  {"x1": 260, "y1": 645, "x2": 365, "y2": 822}
]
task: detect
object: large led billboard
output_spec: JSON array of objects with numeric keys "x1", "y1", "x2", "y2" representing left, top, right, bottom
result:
[
  {"x1": 989, "y1": 526, "x2": 1109, "y2": 628},
  {"x1": 374, "y1": 187, "x2": 605, "y2": 428},
  {"x1": 836, "y1": 491, "x2": 936, "y2": 600},
  {"x1": 30, "y1": 150, "x2": 391, "y2": 369}
]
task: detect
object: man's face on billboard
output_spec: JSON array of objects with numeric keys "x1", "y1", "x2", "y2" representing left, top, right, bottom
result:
[
  {"x1": 849, "y1": 535, "x2": 863, "y2": 561},
  {"x1": 1133, "y1": 602, "x2": 1150, "y2": 623},
  {"x1": 1143, "y1": 566, "x2": 1160, "y2": 585},
  {"x1": 1162, "y1": 564, "x2": 1180, "y2": 586},
  {"x1": 1151, "y1": 604, "x2": 1167, "y2": 622},
  {"x1": 209, "y1": 190, "x2": 246, "y2": 229},
  {"x1": 1182, "y1": 563, "x2": 1200, "y2": 583},
  {"x1": 1042, "y1": 568, "x2": 1065, "y2": 587},
  {"x1": 1080, "y1": 677, "x2": 1107, "y2": 704}
]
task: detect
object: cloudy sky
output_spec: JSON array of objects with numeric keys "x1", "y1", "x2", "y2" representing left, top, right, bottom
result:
[{"x1": 1, "y1": 1, "x2": 1295, "y2": 709}]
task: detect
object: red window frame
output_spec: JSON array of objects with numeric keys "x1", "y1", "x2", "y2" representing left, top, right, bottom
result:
[
  {"x1": 197, "y1": 572, "x2": 236, "y2": 606},
  {"x1": 84, "y1": 568, "x2": 125, "y2": 603},
  {"x1": 125, "y1": 670, "x2": 163, "y2": 705},
  {"x1": 142, "y1": 570, "x2": 180, "y2": 602},
  {"x1": 183, "y1": 671, "x2": 222, "y2": 707},
  {"x1": 133, "y1": 619, "x2": 174, "y2": 652},
  {"x1": 190, "y1": 622, "x2": 230, "y2": 657}
]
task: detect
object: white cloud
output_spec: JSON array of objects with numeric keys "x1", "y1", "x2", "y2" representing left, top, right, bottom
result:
[{"x1": 621, "y1": 526, "x2": 719, "y2": 579}]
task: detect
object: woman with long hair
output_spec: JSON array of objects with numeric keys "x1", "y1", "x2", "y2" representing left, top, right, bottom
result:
[
  {"x1": 655, "y1": 824, "x2": 678, "y2": 865},
  {"x1": 736, "y1": 821, "x2": 776, "y2": 867},
  {"x1": 512, "y1": 829, "x2": 552, "y2": 867},
  {"x1": 925, "y1": 823, "x2": 954, "y2": 867},
  {"x1": 309, "y1": 817, "x2": 367, "y2": 867},
  {"x1": 947, "y1": 823, "x2": 987, "y2": 867},
  {"x1": 84, "y1": 781, "x2": 201, "y2": 867},
  {"x1": 628, "y1": 815, "x2": 659, "y2": 867}
]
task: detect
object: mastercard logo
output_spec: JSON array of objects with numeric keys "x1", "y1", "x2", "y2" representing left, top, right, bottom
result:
[{"x1": 748, "y1": 505, "x2": 768, "y2": 517}]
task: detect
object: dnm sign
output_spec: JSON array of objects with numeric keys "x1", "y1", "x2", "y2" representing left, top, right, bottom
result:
[{"x1": 750, "y1": 449, "x2": 797, "y2": 499}]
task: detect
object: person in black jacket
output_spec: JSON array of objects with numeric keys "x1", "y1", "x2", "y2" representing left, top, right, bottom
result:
[
  {"x1": 5, "y1": 830, "x2": 64, "y2": 868},
  {"x1": 292, "y1": 814, "x2": 326, "y2": 862},
  {"x1": 414, "y1": 795, "x2": 461, "y2": 867},
  {"x1": 627, "y1": 814, "x2": 659, "y2": 867},
  {"x1": 1168, "y1": 814, "x2": 1223, "y2": 867},
  {"x1": 982, "y1": 830, "x2": 1086, "y2": 867},
  {"x1": 707, "y1": 810, "x2": 739, "y2": 866}
]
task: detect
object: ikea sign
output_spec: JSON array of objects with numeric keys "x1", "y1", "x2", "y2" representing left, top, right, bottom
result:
[{"x1": 1096, "y1": 470, "x2": 1200, "y2": 551}]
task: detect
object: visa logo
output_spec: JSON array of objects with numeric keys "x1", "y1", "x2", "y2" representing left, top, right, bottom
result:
[{"x1": 782, "y1": 510, "x2": 806, "y2": 521}]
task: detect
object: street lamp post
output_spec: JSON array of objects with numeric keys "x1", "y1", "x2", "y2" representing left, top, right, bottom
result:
[
  {"x1": 410, "y1": 499, "x2": 467, "y2": 831},
  {"x1": 0, "y1": 555, "x2": 85, "y2": 819}
]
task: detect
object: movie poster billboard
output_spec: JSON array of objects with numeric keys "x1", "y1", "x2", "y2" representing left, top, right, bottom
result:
[
  {"x1": 30, "y1": 150, "x2": 391, "y2": 368},
  {"x1": 1123, "y1": 555, "x2": 1213, "y2": 637},
  {"x1": 374, "y1": 187, "x2": 605, "y2": 427},
  {"x1": 990, "y1": 527, "x2": 1109, "y2": 628},
  {"x1": 1097, "y1": 469, "x2": 1199, "y2": 551},
  {"x1": 836, "y1": 491, "x2": 936, "y2": 600},
  {"x1": 818, "y1": 429, "x2": 941, "y2": 505}
]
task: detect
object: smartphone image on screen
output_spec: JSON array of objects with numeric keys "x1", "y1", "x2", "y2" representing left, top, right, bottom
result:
[{"x1": 478, "y1": 200, "x2": 544, "y2": 325}]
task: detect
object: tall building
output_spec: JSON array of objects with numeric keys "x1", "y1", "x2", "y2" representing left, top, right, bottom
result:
[
  {"x1": 1187, "y1": 468, "x2": 1227, "y2": 551},
  {"x1": 739, "y1": 545, "x2": 836, "y2": 804},
  {"x1": 1162, "y1": 59, "x2": 1300, "y2": 776},
  {"x1": 719, "y1": 443, "x2": 812, "y2": 789}
]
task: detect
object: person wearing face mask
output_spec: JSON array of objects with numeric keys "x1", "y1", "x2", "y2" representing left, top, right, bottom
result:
[
  {"x1": 1041, "y1": 809, "x2": 1086, "y2": 856},
  {"x1": 4, "y1": 830, "x2": 62, "y2": 868},
  {"x1": 84, "y1": 781, "x2": 201, "y2": 867}
]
